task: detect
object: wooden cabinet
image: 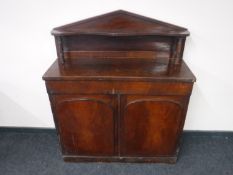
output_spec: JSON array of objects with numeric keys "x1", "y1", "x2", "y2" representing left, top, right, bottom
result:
[
  {"x1": 51, "y1": 94, "x2": 187, "y2": 157},
  {"x1": 43, "y1": 10, "x2": 196, "y2": 163}
]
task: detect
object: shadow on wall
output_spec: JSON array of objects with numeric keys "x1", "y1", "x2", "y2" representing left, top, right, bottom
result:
[
  {"x1": 0, "y1": 92, "x2": 45, "y2": 127},
  {"x1": 184, "y1": 63, "x2": 233, "y2": 130}
]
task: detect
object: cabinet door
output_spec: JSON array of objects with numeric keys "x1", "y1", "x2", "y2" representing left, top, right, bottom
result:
[
  {"x1": 52, "y1": 95, "x2": 117, "y2": 156},
  {"x1": 120, "y1": 95, "x2": 187, "y2": 157}
]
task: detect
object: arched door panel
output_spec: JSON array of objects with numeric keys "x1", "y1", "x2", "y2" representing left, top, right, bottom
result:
[
  {"x1": 120, "y1": 95, "x2": 185, "y2": 156},
  {"x1": 53, "y1": 95, "x2": 116, "y2": 156}
]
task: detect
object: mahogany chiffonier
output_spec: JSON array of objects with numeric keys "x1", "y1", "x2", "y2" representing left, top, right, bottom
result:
[{"x1": 43, "y1": 10, "x2": 196, "y2": 163}]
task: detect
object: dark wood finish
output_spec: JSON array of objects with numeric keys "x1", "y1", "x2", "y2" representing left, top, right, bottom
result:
[
  {"x1": 64, "y1": 50, "x2": 169, "y2": 59},
  {"x1": 120, "y1": 95, "x2": 187, "y2": 157},
  {"x1": 63, "y1": 154, "x2": 178, "y2": 163},
  {"x1": 52, "y1": 95, "x2": 116, "y2": 156},
  {"x1": 43, "y1": 10, "x2": 196, "y2": 163},
  {"x1": 51, "y1": 10, "x2": 189, "y2": 65},
  {"x1": 43, "y1": 59, "x2": 195, "y2": 82},
  {"x1": 62, "y1": 35, "x2": 171, "y2": 60},
  {"x1": 51, "y1": 10, "x2": 189, "y2": 36},
  {"x1": 45, "y1": 80, "x2": 193, "y2": 96}
]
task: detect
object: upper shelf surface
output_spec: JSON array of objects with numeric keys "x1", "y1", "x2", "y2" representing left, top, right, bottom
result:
[
  {"x1": 43, "y1": 58, "x2": 196, "y2": 82},
  {"x1": 52, "y1": 10, "x2": 189, "y2": 37}
]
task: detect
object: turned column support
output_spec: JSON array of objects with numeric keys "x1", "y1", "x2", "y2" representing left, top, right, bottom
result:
[{"x1": 169, "y1": 37, "x2": 186, "y2": 66}]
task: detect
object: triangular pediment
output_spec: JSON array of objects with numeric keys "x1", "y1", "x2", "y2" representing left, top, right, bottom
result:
[{"x1": 52, "y1": 10, "x2": 189, "y2": 36}]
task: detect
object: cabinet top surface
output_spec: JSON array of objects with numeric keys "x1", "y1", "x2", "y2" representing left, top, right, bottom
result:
[
  {"x1": 43, "y1": 58, "x2": 196, "y2": 82},
  {"x1": 52, "y1": 10, "x2": 189, "y2": 37}
]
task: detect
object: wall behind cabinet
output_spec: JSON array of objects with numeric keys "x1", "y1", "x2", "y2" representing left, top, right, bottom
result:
[{"x1": 0, "y1": 0, "x2": 233, "y2": 130}]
